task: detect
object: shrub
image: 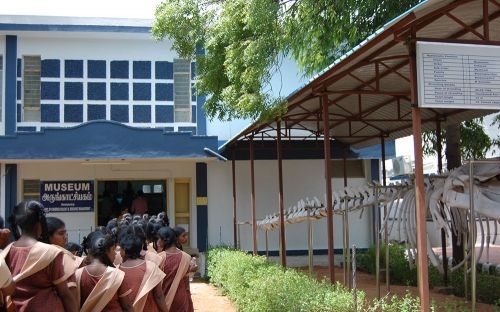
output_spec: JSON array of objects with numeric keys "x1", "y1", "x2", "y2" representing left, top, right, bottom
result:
[
  {"x1": 207, "y1": 247, "x2": 364, "y2": 312},
  {"x1": 449, "y1": 268, "x2": 500, "y2": 304},
  {"x1": 358, "y1": 243, "x2": 443, "y2": 288},
  {"x1": 365, "y1": 292, "x2": 436, "y2": 312}
]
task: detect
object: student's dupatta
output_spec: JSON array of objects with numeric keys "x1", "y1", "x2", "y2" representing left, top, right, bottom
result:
[
  {"x1": 0, "y1": 257, "x2": 11, "y2": 288},
  {"x1": 76, "y1": 266, "x2": 125, "y2": 312},
  {"x1": 54, "y1": 245, "x2": 81, "y2": 285},
  {"x1": 0, "y1": 242, "x2": 61, "y2": 283},
  {"x1": 128, "y1": 260, "x2": 166, "y2": 312},
  {"x1": 165, "y1": 251, "x2": 191, "y2": 310},
  {"x1": 0, "y1": 257, "x2": 13, "y2": 311},
  {"x1": 144, "y1": 250, "x2": 164, "y2": 267}
]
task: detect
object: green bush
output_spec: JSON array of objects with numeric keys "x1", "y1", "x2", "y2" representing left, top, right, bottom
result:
[
  {"x1": 358, "y1": 243, "x2": 442, "y2": 288},
  {"x1": 207, "y1": 247, "x2": 364, "y2": 312},
  {"x1": 366, "y1": 292, "x2": 436, "y2": 312},
  {"x1": 207, "y1": 247, "x2": 445, "y2": 311},
  {"x1": 449, "y1": 268, "x2": 500, "y2": 304}
]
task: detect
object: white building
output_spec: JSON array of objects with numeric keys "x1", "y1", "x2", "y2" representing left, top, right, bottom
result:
[{"x1": 0, "y1": 15, "x2": 391, "y2": 257}]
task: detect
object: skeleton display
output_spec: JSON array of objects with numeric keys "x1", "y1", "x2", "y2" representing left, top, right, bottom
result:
[{"x1": 256, "y1": 162, "x2": 500, "y2": 272}]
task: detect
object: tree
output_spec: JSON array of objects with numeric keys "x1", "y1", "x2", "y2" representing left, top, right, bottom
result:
[
  {"x1": 423, "y1": 117, "x2": 495, "y2": 163},
  {"x1": 153, "y1": 0, "x2": 420, "y2": 121},
  {"x1": 154, "y1": 0, "x2": 500, "y2": 273}
]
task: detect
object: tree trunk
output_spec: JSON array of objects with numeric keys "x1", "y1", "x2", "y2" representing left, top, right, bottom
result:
[{"x1": 445, "y1": 123, "x2": 464, "y2": 265}]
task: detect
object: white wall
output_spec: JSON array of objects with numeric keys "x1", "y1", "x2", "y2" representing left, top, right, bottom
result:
[
  {"x1": 16, "y1": 160, "x2": 199, "y2": 245},
  {"x1": 208, "y1": 159, "x2": 374, "y2": 252},
  {"x1": 18, "y1": 35, "x2": 176, "y2": 61},
  {"x1": 15, "y1": 35, "x2": 197, "y2": 130}
]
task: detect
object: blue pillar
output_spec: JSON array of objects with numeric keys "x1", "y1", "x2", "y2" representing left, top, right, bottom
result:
[
  {"x1": 196, "y1": 162, "x2": 208, "y2": 252},
  {"x1": 196, "y1": 95, "x2": 207, "y2": 135},
  {"x1": 5, "y1": 164, "x2": 17, "y2": 228},
  {"x1": 5, "y1": 36, "x2": 17, "y2": 135},
  {"x1": 371, "y1": 159, "x2": 380, "y2": 182},
  {"x1": 194, "y1": 45, "x2": 207, "y2": 136}
]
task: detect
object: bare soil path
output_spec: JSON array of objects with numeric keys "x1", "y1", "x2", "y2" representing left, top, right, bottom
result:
[{"x1": 191, "y1": 281, "x2": 237, "y2": 312}]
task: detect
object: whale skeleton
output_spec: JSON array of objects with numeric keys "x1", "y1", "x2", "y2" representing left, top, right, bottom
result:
[{"x1": 256, "y1": 162, "x2": 500, "y2": 273}]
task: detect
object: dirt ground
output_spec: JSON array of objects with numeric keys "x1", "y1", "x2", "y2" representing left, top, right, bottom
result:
[
  {"x1": 191, "y1": 280, "x2": 237, "y2": 312},
  {"x1": 306, "y1": 266, "x2": 497, "y2": 312}
]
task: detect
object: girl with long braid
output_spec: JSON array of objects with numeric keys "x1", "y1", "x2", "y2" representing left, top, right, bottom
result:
[
  {"x1": 0, "y1": 201, "x2": 77, "y2": 312},
  {"x1": 76, "y1": 231, "x2": 133, "y2": 312},
  {"x1": 157, "y1": 226, "x2": 194, "y2": 312}
]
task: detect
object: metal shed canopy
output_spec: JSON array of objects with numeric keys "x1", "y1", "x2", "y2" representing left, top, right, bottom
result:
[{"x1": 221, "y1": 0, "x2": 500, "y2": 151}]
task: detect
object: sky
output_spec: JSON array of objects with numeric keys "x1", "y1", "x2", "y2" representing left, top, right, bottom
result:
[
  {"x1": 2, "y1": 0, "x2": 164, "y2": 19},
  {"x1": 2, "y1": 0, "x2": 308, "y2": 141}
]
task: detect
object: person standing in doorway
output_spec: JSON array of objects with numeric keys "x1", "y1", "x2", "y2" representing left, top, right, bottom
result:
[{"x1": 131, "y1": 190, "x2": 148, "y2": 216}]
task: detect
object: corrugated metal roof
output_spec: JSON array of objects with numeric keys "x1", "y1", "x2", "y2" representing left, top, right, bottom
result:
[{"x1": 221, "y1": 0, "x2": 500, "y2": 151}]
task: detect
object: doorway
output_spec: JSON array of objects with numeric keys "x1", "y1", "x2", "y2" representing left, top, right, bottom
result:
[
  {"x1": 96, "y1": 179, "x2": 167, "y2": 226},
  {"x1": 174, "y1": 178, "x2": 191, "y2": 245}
]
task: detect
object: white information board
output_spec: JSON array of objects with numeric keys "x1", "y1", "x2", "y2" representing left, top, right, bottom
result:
[{"x1": 417, "y1": 41, "x2": 500, "y2": 109}]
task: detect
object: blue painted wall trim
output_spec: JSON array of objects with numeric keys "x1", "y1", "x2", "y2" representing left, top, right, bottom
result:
[
  {"x1": 5, "y1": 164, "x2": 17, "y2": 229},
  {"x1": 196, "y1": 162, "x2": 208, "y2": 252},
  {"x1": 196, "y1": 95, "x2": 207, "y2": 135},
  {"x1": 0, "y1": 23, "x2": 151, "y2": 33},
  {"x1": 5, "y1": 36, "x2": 17, "y2": 135},
  {"x1": 0, "y1": 121, "x2": 218, "y2": 160}
]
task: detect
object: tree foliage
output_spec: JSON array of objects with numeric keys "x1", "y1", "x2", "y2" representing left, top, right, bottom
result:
[
  {"x1": 153, "y1": 0, "x2": 420, "y2": 121},
  {"x1": 422, "y1": 118, "x2": 495, "y2": 162}
]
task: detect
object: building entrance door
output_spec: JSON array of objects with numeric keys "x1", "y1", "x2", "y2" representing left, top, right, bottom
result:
[
  {"x1": 174, "y1": 178, "x2": 191, "y2": 245},
  {"x1": 96, "y1": 179, "x2": 167, "y2": 226}
]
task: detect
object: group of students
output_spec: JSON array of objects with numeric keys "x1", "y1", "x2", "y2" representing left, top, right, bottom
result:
[{"x1": 0, "y1": 200, "x2": 196, "y2": 312}]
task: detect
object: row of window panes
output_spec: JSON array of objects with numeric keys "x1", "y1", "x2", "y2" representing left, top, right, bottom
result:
[{"x1": 20, "y1": 56, "x2": 192, "y2": 123}]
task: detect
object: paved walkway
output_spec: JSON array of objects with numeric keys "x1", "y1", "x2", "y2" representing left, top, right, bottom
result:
[{"x1": 191, "y1": 281, "x2": 237, "y2": 312}]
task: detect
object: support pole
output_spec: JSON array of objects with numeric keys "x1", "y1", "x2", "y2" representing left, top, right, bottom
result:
[
  {"x1": 436, "y1": 120, "x2": 448, "y2": 286},
  {"x1": 322, "y1": 94, "x2": 335, "y2": 283},
  {"x1": 381, "y1": 136, "x2": 390, "y2": 292},
  {"x1": 250, "y1": 138, "x2": 258, "y2": 255},
  {"x1": 277, "y1": 120, "x2": 287, "y2": 267},
  {"x1": 343, "y1": 152, "x2": 349, "y2": 287},
  {"x1": 469, "y1": 160, "x2": 476, "y2": 311},
  {"x1": 409, "y1": 39, "x2": 430, "y2": 311},
  {"x1": 308, "y1": 207, "x2": 313, "y2": 275},
  {"x1": 232, "y1": 150, "x2": 238, "y2": 249}
]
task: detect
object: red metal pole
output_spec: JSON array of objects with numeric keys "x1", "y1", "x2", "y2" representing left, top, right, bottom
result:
[
  {"x1": 232, "y1": 149, "x2": 237, "y2": 249},
  {"x1": 250, "y1": 138, "x2": 257, "y2": 255},
  {"x1": 484, "y1": 0, "x2": 489, "y2": 40},
  {"x1": 277, "y1": 120, "x2": 287, "y2": 267},
  {"x1": 322, "y1": 94, "x2": 335, "y2": 283},
  {"x1": 409, "y1": 40, "x2": 430, "y2": 311}
]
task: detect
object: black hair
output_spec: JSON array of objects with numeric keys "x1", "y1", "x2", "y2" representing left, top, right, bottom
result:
[
  {"x1": 173, "y1": 226, "x2": 187, "y2": 250},
  {"x1": 146, "y1": 221, "x2": 162, "y2": 250},
  {"x1": 0, "y1": 216, "x2": 4, "y2": 229},
  {"x1": 173, "y1": 226, "x2": 186, "y2": 237},
  {"x1": 157, "y1": 226, "x2": 177, "y2": 250},
  {"x1": 157, "y1": 212, "x2": 170, "y2": 227},
  {"x1": 119, "y1": 223, "x2": 146, "y2": 251},
  {"x1": 9, "y1": 200, "x2": 47, "y2": 240},
  {"x1": 119, "y1": 233, "x2": 142, "y2": 260},
  {"x1": 45, "y1": 217, "x2": 65, "y2": 243},
  {"x1": 66, "y1": 242, "x2": 83, "y2": 257},
  {"x1": 106, "y1": 219, "x2": 118, "y2": 233},
  {"x1": 87, "y1": 231, "x2": 116, "y2": 267}
]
